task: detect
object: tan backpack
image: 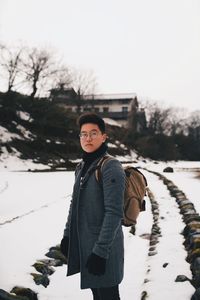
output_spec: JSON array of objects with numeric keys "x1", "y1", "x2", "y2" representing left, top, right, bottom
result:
[{"x1": 95, "y1": 156, "x2": 147, "y2": 227}]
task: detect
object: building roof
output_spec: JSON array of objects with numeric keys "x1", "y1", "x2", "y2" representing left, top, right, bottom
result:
[{"x1": 83, "y1": 93, "x2": 137, "y2": 100}]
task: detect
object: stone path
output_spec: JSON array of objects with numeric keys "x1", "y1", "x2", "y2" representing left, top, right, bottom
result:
[{"x1": 1, "y1": 169, "x2": 200, "y2": 299}]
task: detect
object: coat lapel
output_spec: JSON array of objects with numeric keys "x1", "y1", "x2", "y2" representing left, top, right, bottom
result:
[{"x1": 80, "y1": 156, "x2": 103, "y2": 187}]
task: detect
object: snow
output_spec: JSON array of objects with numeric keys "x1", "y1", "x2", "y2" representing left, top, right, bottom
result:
[
  {"x1": 107, "y1": 142, "x2": 117, "y2": 148},
  {"x1": 0, "y1": 146, "x2": 49, "y2": 171},
  {"x1": 143, "y1": 171, "x2": 193, "y2": 299},
  {"x1": 103, "y1": 118, "x2": 122, "y2": 127},
  {"x1": 0, "y1": 125, "x2": 50, "y2": 171},
  {"x1": 16, "y1": 111, "x2": 33, "y2": 122},
  {"x1": 16, "y1": 124, "x2": 36, "y2": 140},
  {"x1": 0, "y1": 115, "x2": 35, "y2": 143},
  {"x1": 85, "y1": 93, "x2": 137, "y2": 100},
  {"x1": 0, "y1": 125, "x2": 22, "y2": 142},
  {"x1": 1, "y1": 157, "x2": 200, "y2": 299}
]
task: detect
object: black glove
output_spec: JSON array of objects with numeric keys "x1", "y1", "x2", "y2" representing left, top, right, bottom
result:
[
  {"x1": 60, "y1": 236, "x2": 69, "y2": 258},
  {"x1": 86, "y1": 253, "x2": 106, "y2": 276}
]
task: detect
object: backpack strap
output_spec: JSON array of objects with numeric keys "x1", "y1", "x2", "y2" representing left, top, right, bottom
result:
[
  {"x1": 95, "y1": 155, "x2": 113, "y2": 183},
  {"x1": 75, "y1": 161, "x2": 84, "y2": 176}
]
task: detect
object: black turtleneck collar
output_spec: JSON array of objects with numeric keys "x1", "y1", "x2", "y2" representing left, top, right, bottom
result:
[{"x1": 81, "y1": 143, "x2": 108, "y2": 177}]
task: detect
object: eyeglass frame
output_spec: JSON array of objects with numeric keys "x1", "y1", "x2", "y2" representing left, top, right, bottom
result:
[{"x1": 79, "y1": 130, "x2": 103, "y2": 140}]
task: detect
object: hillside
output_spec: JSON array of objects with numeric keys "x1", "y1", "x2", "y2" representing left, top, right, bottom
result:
[{"x1": 0, "y1": 92, "x2": 133, "y2": 171}]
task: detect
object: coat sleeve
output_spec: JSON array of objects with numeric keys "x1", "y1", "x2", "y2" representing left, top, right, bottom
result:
[
  {"x1": 92, "y1": 159, "x2": 125, "y2": 259},
  {"x1": 63, "y1": 198, "x2": 73, "y2": 237}
]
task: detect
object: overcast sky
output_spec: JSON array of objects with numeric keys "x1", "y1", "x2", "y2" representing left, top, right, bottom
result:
[{"x1": 0, "y1": 0, "x2": 200, "y2": 112}]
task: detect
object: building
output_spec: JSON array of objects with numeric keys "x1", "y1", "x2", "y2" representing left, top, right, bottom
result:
[{"x1": 50, "y1": 88, "x2": 139, "y2": 128}]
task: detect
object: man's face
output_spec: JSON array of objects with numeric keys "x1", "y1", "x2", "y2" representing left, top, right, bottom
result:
[{"x1": 79, "y1": 123, "x2": 107, "y2": 153}]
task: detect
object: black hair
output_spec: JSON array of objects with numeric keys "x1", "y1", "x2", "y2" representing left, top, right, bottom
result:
[{"x1": 77, "y1": 112, "x2": 106, "y2": 133}]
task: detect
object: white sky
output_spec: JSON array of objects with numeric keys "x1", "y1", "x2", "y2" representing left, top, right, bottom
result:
[{"x1": 0, "y1": 0, "x2": 200, "y2": 112}]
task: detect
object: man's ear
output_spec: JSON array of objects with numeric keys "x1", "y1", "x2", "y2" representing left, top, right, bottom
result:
[{"x1": 102, "y1": 133, "x2": 107, "y2": 143}]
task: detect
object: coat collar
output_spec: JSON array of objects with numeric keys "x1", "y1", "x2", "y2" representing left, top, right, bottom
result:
[{"x1": 79, "y1": 152, "x2": 108, "y2": 187}]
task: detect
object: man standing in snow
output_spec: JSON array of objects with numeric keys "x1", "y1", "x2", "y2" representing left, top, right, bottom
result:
[{"x1": 60, "y1": 112, "x2": 125, "y2": 300}]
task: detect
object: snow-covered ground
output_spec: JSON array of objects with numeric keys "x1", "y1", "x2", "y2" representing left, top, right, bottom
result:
[{"x1": 1, "y1": 158, "x2": 200, "y2": 299}]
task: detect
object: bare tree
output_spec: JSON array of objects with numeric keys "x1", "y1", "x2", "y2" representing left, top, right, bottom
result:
[
  {"x1": 144, "y1": 101, "x2": 172, "y2": 135},
  {"x1": 141, "y1": 99, "x2": 192, "y2": 137},
  {"x1": 71, "y1": 68, "x2": 97, "y2": 112},
  {"x1": 187, "y1": 111, "x2": 200, "y2": 140},
  {"x1": 72, "y1": 68, "x2": 97, "y2": 96},
  {"x1": 50, "y1": 66, "x2": 72, "y2": 91},
  {"x1": 0, "y1": 44, "x2": 23, "y2": 93},
  {"x1": 166, "y1": 108, "x2": 188, "y2": 136},
  {"x1": 21, "y1": 47, "x2": 62, "y2": 100}
]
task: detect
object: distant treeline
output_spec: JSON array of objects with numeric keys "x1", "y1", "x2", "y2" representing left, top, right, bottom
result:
[{"x1": 126, "y1": 100, "x2": 200, "y2": 161}]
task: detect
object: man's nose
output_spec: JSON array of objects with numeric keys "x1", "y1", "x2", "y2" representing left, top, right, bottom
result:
[{"x1": 86, "y1": 134, "x2": 92, "y2": 141}]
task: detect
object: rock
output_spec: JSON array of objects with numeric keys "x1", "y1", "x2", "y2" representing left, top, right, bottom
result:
[
  {"x1": 163, "y1": 167, "x2": 174, "y2": 173},
  {"x1": 183, "y1": 223, "x2": 200, "y2": 236},
  {"x1": 152, "y1": 209, "x2": 159, "y2": 216},
  {"x1": 179, "y1": 200, "x2": 193, "y2": 206},
  {"x1": 148, "y1": 250, "x2": 157, "y2": 256},
  {"x1": 32, "y1": 262, "x2": 55, "y2": 275},
  {"x1": 182, "y1": 209, "x2": 197, "y2": 216},
  {"x1": 189, "y1": 236, "x2": 200, "y2": 251},
  {"x1": 149, "y1": 237, "x2": 159, "y2": 246},
  {"x1": 37, "y1": 258, "x2": 63, "y2": 267},
  {"x1": 163, "y1": 263, "x2": 169, "y2": 268},
  {"x1": 0, "y1": 289, "x2": 28, "y2": 300},
  {"x1": 187, "y1": 248, "x2": 200, "y2": 263},
  {"x1": 139, "y1": 233, "x2": 151, "y2": 240},
  {"x1": 143, "y1": 278, "x2": 150, "y2": 283},
  {"x1": 180, "y1": 203, "x2": 195, "y2": 211},
  {"x1": 175, "y1": 275, "x2": 190, "y2": 282},
  {"x1": 184, "y1": 233, "x2": 200, "y2": 250},
  {"x1": 149, "y1": 246, "x2": 156, "y2": 252},
  {"x1": 30, "y1": 273, "x2": 50, "y2": 288},
  {"x1": 153, "y1": 215, "x2": 159, "y2": 222},
  {"x1": 151, "y1": 224, "x2": 161, "y2": 234},
  {"x1": 141, "y1": 291, "x2": 148, "y2": 300},
  {"x1": 176, "y1": 191, "x2": 186, "y2": 198},
  {"x1": 152, "y1": 203, "x2": 159, "y2": 210},
  {"x1": 45, "y1": 249, "x2": 67, "y2": 263},
  {"x1": 10, "y1": 287, "x2": 38, "y2": 300},
  {"x1": 129, "y1": 224, "x2": 136, "y2": 235},
  {"x1": 165, "y1": 181, "x2": 174, "y2": 187},
  {"x1": 48, "y1": 245, "x2": 60, "y2": 252},
  {"x1": 185, "y1": 215, "x2": 200, "y2": 224}
]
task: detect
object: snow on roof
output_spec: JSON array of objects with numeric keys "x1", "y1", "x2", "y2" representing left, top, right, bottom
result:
[{"x1": 84, "y1": 93, "x2": 137, "y2": 100}]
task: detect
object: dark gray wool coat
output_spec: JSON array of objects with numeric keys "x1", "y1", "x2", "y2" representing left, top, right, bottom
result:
[{"x1": 63, "y1": 153, "x2": 126, "y2": 289}]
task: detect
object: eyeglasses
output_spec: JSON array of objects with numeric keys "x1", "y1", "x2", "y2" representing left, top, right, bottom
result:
[{"x1": 79, "y1": 131, "x2": 101, "y2": 140}]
